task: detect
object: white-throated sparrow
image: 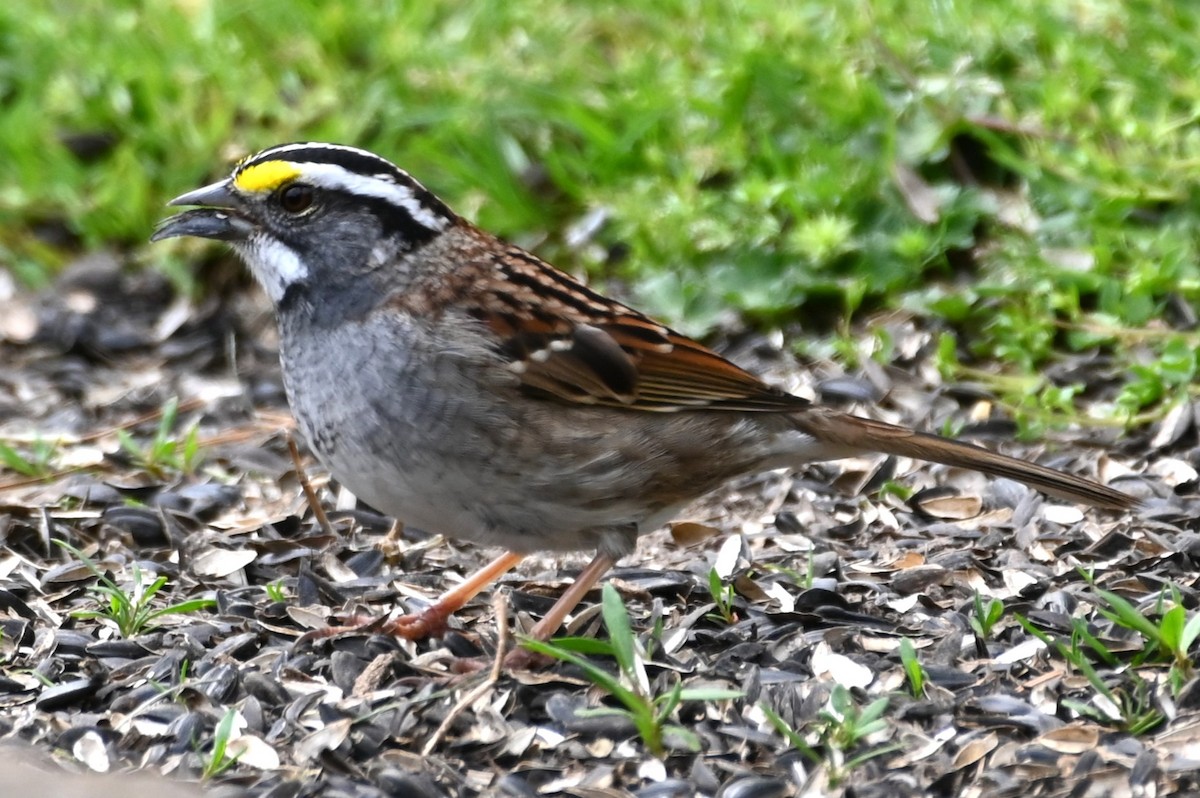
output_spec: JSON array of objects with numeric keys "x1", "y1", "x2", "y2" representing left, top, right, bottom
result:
[{"x1": 153, "y1": 142, "x2": 1137, "y2": 654}]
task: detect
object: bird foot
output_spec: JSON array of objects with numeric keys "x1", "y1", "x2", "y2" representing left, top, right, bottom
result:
[
  {"x1": 380, "y1": 609, "x2": 450, "y2": 639},
  {"x1": 296, "y1": 608, "x2": 450, "y2": 645}
]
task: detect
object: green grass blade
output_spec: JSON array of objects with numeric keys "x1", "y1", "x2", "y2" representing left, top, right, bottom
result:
[{"x1": 601, "y1": 583, "x2": 638, "y2": 684}]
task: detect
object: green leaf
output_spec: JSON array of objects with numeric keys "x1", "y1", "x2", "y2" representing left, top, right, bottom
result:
[
  {"x1": 601, "y1": 583, "x2": 638, "y2": 682},
  {"x1": 899, "y1": 637, "x2": 924, "y2": 696},
  {"x1": 1182, "y1": 613, "x2": 1200, "y2": 653},
  {"x1": 859, "y1": 696, "x2": 890, "y2": 727},
  {"x1": 203, "y1": 707, "x2": 242, "y2": 779},
  {"x1": 534, "y1": 636, "x2": 614, "y2": 656},
  {"x1": 1159, "y1": 604, "x2": 1185, "y2": 653},
  {"x1": 708, "y1": 568, "x2": 722, "y2": 601},
  {"x1": 575, "y1": 707, "x2": 631, "y2": 719},
  {"x1": 145, "y1": 598, "x2": 218, "y2": 621},
  {"x1": 653, "y1": 680, "x2": 684, "y2": 722},
  {"x1": 1062, "y1": 697, "x2": 1117, "y2": 726},
  {"x1": 1095, "y1": 587, "x2": 1162, "y2": 645},
  {"x1": 521, "y1": 638, "x2": 647, "y2": 715},
  {"x1": 1073, "y1": 619, "x2": 1120, "y2": 668}
]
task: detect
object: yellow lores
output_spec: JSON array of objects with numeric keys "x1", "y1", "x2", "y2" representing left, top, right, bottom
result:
[{"x1": 234, "y1": 160, "x2": 302, "y2": 194}]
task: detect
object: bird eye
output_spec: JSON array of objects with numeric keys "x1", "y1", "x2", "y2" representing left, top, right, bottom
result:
[{"x1": 278, "y1": 183, "x2": 314, "y2": 213}]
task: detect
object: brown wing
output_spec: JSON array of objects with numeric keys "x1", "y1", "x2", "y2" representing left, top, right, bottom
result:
[
  {"x1": 449, "y1": 236, "x2": 1139, "y2": 512},
  {"x1": 473, "y1": 247, "x2": 808, "y2": 413}
]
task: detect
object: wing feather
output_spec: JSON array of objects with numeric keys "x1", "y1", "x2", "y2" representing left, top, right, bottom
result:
[{"x1": 470, "y1": 248, "x2": 807, "y2": 412}]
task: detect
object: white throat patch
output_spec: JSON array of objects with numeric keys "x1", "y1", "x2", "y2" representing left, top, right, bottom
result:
[{"x1": 237, "y1": 234, "x2": 309, "y2": 303}]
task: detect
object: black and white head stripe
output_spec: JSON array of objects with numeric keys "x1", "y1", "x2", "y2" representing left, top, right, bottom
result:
[{"x1": 232, "y1": 142, "x2": 455, "y2": 232}]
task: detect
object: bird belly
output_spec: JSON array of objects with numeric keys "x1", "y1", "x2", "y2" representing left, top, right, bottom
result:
[{"x1": 277, "y1": 315, "x2": 788, "y2": 557}]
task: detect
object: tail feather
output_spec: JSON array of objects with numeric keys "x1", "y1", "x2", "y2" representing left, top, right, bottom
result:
[{"x1": 793, "y1": 409, "x2": 1137, "y2": 511}]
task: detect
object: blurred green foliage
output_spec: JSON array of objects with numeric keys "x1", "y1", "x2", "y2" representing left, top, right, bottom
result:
[{"x1": 2, "y1": 1, "x2": 1200, "y2": 426}]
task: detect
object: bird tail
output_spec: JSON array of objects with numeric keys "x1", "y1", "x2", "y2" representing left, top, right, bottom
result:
[{"x1": 792, "y1": 409, "x2": 1137, "y2": 511}]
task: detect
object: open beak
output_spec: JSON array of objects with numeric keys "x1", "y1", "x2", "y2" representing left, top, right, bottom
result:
[{"x1": 151, "y1": 179, "x2": 255, "y2": 243}]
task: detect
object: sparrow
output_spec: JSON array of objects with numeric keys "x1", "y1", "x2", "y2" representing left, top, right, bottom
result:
[{"x1": 152, "y1": 142, "x2": 1137, "y2": 654}]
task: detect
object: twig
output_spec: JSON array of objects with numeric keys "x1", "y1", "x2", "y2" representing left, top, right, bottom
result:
[
  {"x1": 421, "y1": 592, "x2": 510, "y2": 756},
  {"x1": 287, "y1": 432, "x2": 334, "y2": 536}
]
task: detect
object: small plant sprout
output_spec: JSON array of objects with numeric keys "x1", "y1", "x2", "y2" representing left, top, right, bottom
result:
[
  {"x1": 819, "y1": 686, "x2": 898, "y2": 786},
  {"x1": 524, "y1": 583, "x2": 742, "y2": 757},
  {"x1": 898, "y1": 638, "x2": 926, "y2": 698},
  {"x1": 264, "y1": 579, "x2": 288, "y2": 603},
  {"x1": 201, "y1": 707, "x2": 243, "y2": 779},
  {"x1": 1016, "y1": 613, "x2": 1165, "y2": 735},
  {"x1": 0, "y1": 436, "x2": 59, "y2": 478},
  {"x1": 876, "y1": 480, "x2": 914, "y2": 503},
  {"x1": 57, "y1": 541, "x2": 216, "y2": 638},
  {"x1": 821, "y1": 685, "x2": 890, "y2": 752},
  {"x1": 761, "y1": 685, "x2": 897, "y2": 788},
  {"x1": 762, "y1": 557, "x2": 817, "y2": 591},
  {"x1": 706, "y1": 567, "x2": 738, "y2": 625},
  {"x1": 116, "y1": 396, "x2": 204, "y2": 477},
  {"x1": 1091, "y1": 583, "x2": 1200, "y2": 685},
  {"x1": 970, "y1": 593, "x2": 1005, "y2": 640}
]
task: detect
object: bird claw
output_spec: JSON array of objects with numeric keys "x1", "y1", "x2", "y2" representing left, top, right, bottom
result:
[
  {"x1": 380, "y1": 609, "x2": 449, "y2": 640},
  {"x1": 295, "y1": 609, "x2": 449, "y2": 645}
]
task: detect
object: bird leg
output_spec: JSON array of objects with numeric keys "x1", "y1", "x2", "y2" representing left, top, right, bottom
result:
[
  {"x1": 301, "y1": 550, "x2": 525, "y2": 642},
  {"x1": 503, "y1": 551, "x2": 616, "y2": 669},
  {"x1": 380, "y1": 550, "x2": 525, "y2": 638},
  {"x1": 303, "y1": 547, "x2": 618, "y2": 671}
]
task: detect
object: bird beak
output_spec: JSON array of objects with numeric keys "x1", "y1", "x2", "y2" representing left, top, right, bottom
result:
[
  {"x1": 151, "y1": 179, "x2": 255, "y2": 243},
  {"x1": 165, "y1": 179, "x2": 239, "y2": 209}
]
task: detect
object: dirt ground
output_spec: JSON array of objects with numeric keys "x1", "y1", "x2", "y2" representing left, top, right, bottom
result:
[{"x1": 0, "y1": 254, "x2": 1196, "y2": 797}]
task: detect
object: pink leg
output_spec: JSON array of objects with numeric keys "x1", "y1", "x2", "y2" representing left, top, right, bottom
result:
[
  {"x1": 301, "y1": 551, "x2": 525, "y2": 642},
  {"x1": 504, "y1": 552, "x2": 616, "y2": 669},
  {"x1": 381, "y1": 550, "x2": 526, "y2": 638}
]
